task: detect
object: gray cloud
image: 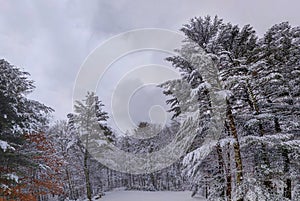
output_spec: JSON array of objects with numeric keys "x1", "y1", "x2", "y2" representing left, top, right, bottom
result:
[
  {"x1": 129, "y1": 85, "x2": 170, "y2": 125},
  {"x1": 0, "y1": 0, "x2": 300, "y2": 125},
  {"x1": 97, "y1": 51, "x2": 176, "y2": 133}
]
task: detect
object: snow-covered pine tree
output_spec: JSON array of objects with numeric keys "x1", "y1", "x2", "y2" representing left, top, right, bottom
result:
[
  {"x1": 68, "y1": 92, "x2": 113, "y2": 201},
  {"x1": 162, "y1": 16, "x2": 300, "y2": 201},
  {"x1": 0, "y1": 59, "x2": 53, "y2": 199},
  {"x1": 161, "y1": 43, "x2": 229, "y2": 200},
  {"x1": 241, "y1": 22, "x2": 300, "y2": 200},
  {"x1": 163, "y1": 16, "x2": 257, "y2": 200}
]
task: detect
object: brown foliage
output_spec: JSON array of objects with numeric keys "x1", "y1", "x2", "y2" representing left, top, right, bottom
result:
[{"x1": 0, "y1": 133, "x2": 64, "y2": 200}]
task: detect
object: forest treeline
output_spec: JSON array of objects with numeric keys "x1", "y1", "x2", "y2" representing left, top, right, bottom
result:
[{"x1": 0, "y1": 16, "x2": 299, "y2": 201}]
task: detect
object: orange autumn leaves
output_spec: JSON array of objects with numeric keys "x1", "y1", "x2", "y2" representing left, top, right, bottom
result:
[{"x1": 0, "y1": 133, "x2": 64, "y2": 201}]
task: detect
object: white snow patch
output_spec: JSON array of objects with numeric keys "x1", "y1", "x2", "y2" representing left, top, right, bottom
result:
[
  {"x1": 0, "y1": 140, "x2": 15, "y2": 152},
  {"x1": 5, "y1": 173, "x2": 19, "y2": 183},
  {"x1": 39, "y1": 164, "x2": 51, "y2": 171},
  {"x1": 183, "y1": 140, "x2": 217, "y2": 166},
  {"x1": 215, "y1": 90, "x2": 232, "y2": 99},
  {"x1": 256, "y1": 113, "x2": 274, "y2": 119},
  {"x1": 0, "y1": 184, "x2": 9, "y2": 190},
  {"x1": 219, "y1": 137, "x2": 236, "y2": 147},
  {"x1": 66, "y1": 139, "x2": 76, "y2": 150},
  {"x1": 95, "y1": 139, "x2": 108, "y2": 146},
  {"x1": 100, "y1": 191, "x2": 205, "y2": 201}
]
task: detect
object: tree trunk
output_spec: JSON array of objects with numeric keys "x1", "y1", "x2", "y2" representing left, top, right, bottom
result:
[
  {"x1": 166, "y1": 172, "x2": 170, "y2": 190},
  {"x1": 274, "y1": 112, "x2": 291, "y2": 199},
  {"x1": 107, "y1": 168, "x2": 110, "y2": 189},
  {"x1": 274, "y1": 117, "x2": 281, "y2": 133},
  {"x1": 226, "y1": 150, "x2": 232, "y2": 201},
  {"x1": 216, "y1": 143, "x2": 226, "y2": 198},
  {"x1": 246, "y1": 81, "x2": 272, "y2": 189},
  {"x1": 84, "y1": 148, "x2": 92, "y2": 201},
  {"x1": 246, "y1": 81, "x2": 265, "y2": 136},
  {"x1": 282, "y1": 148, "x2": 292, "y2": 199},
  {"x1": 225, "y1": 122, "x2": 232, "y2": 201},
  {"x1": 226, "y1": 100, "x2": 243, "y2": 184},
  {"x1": 150, "y1": 173, "x2": 156, "y2": 190},
  {"x1": 65, "y1": 167, "x2": 74, "y2": 200},
  {"x1": 205, "y1": 181, "x2": 209, "y2": 199}
]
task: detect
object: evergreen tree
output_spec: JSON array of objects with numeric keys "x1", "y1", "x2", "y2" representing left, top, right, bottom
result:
[
  {"x1": 0, "y1": 59, "x2": 53, "y2": 198},
  {"x1": 162, "y1": 16, "x2": 300, "y2": 200},
  {"x1": 68, "y1": 92, "x2": 113, "y2": 201}
]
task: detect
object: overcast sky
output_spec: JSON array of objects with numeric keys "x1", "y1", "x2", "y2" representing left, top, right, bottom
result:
[{"x1": 1, "y1": 0, "x2": 300, "y2": 133}]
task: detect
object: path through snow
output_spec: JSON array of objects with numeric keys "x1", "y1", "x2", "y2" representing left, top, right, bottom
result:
[{"x1": 100, "y1": 191, "x2": 206, "y2": 201}]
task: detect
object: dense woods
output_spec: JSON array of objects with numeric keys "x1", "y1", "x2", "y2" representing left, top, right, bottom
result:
[
  {"x1": 0, "y1": 16, "x2": 299, "y2": 201},
  {"x1": 162, "y1": 16, "x2": 300, "y2": 201}
]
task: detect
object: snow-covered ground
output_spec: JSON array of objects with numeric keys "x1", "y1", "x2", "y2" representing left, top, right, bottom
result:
[{"x1": 100, "y1": 191, "x2": 206, "y2": 201}]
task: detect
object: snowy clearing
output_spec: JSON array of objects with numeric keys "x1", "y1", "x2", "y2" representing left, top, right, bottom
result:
[{"x1": 100, "y1": 191, "x2": 206, "y2": 201}]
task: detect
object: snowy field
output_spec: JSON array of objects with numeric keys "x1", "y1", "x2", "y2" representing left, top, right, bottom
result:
[{"x1": 100, "y1": 191, "x2": 206, "y2": 201}]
